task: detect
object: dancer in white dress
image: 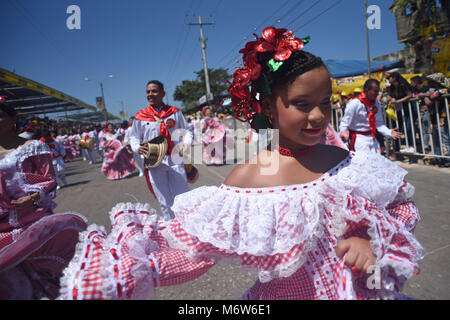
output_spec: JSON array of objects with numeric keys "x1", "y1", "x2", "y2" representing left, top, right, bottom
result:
[{"x1": 58, "y1": 27, "x2": 423, "y2": 300}]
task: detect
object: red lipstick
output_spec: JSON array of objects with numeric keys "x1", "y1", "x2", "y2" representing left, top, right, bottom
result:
[{"x1": 302, "y1": 127, "x2": 322, "y2": 135}]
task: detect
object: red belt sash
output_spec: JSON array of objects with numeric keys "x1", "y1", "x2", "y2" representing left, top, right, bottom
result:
[{"x1": 349, "y1": 130, "x2": 371, "y2": 151}]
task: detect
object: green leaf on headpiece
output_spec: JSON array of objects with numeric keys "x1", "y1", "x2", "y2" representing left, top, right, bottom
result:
[
  {"x1": 267, "y1": 58, "x2": 283, "y2": 72},
  {"x1": 302, "y1": 36, "x2": 311, "y2": 45}
]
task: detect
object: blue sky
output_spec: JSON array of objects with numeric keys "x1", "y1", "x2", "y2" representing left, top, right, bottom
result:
[{"x1": 0, "y1": 0, "x2": 404, "y2": 119}]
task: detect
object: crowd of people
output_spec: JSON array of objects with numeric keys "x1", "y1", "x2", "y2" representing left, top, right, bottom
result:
[
  {"x1": 0, "y1": 26, "x2": 428, "y2": 300},
  {"x1": 333, "y1": 72, "x2": 450, "y2": 167}
]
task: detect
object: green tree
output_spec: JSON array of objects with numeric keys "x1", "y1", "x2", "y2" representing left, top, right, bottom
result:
[{"x1": 173, "y1": 68, "x2": 231, "y2": 108}]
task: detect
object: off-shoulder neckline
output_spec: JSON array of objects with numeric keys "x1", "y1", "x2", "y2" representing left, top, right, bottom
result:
[
  {"x1": 220, "y1": 151, "x2": 355, "y2": 194},
  {"x1": 0, "y1": 139, "x2": 38, "y2": 160}
]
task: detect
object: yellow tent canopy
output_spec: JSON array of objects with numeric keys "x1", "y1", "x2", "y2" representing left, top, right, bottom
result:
[{"x1": 332, "y1": 71, "x2": 423, "y2": 95}]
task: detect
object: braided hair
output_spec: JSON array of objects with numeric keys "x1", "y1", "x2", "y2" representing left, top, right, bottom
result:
[{"x1": 255, "y1": 50, "x2": 326, "y2": 95}]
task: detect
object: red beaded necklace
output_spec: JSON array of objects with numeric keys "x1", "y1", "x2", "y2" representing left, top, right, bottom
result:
[{"x1": 275, "y1": 144, "x2": 316, "y2": 157}]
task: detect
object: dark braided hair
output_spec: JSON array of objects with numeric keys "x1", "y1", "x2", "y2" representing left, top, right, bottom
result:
[{"x1": 254, "y1": 50, "x2": 326, "y2": 95}]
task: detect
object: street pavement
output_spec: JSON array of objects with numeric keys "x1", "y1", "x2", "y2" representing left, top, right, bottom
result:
[{"x1": 54, "y1": 152, "x2": 450, "y2": 300}]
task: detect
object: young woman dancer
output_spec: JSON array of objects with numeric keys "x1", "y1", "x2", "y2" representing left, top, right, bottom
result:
[
  {"x1": 59, "y1": 27, "x2": 423, "y2": 300},
  {"x1": 0, "y1": 103, "x2": 87, "y2": 299}
]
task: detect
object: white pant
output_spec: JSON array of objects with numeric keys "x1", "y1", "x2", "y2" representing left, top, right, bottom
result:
[
  {"x1": 353, "y1": 134, "x2": 381, "y2": 154},
  {"x1": 81, "y1": 148, "x2": 89, "y2": 161},
  {"x1": 97, "y1": 144, "x2": 104, "y2": 160},
  {"x1": 134, "y1": 153, "x2": 144, "y2": 174},
  {"x1": 147, "y1": 164, "x2": 188, "y2": 220},
  {"x1": 87, "y1": 149, "x2": 97, "y2": 163}
]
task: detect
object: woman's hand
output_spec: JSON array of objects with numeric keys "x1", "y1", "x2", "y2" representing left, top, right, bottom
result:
[{"x1": 335, "y1": 237, "x2": 377, "y2": 273}]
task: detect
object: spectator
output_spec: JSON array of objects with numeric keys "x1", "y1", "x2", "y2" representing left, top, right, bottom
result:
[
  {"x1": 424, "y1": 73, "x2": 450, "y2": 167},
  {"x1": 411, "y1": 76, "x2": 432, "y2": 153},
  {"x1": 387, "y1": 72, "x2": 414, "y2": 153},
  {"x1": 338, "y1": 91, "x2": 351, "y2": 113},
  {"x1": 353, "y1": 87, "x2": 362, "y2": 98}
]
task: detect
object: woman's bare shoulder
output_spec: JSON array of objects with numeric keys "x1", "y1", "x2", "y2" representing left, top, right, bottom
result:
[
  {"x1": 224, "y1": 163, "x2": 257, "y2": 188},
  {"x1": 223, "y1": 150, "x2": 272, "y2": 188}
]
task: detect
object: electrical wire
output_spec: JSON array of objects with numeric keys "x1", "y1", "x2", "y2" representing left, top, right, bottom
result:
[
  {"x1": 296, "y1": 0, "x2": 344, "y2": 30},
  {"x1": 214, "y1": 0, "x2": 294, "y2": 68}
]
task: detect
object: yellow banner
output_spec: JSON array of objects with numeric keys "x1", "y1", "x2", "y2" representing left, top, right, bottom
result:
[{"x1": 432, "y1": 37, "x2": 450, "y2": 77}]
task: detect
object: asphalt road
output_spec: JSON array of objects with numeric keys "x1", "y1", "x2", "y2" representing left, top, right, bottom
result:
[{"x1": 53, "y1": 152, "x2": 450, "y2": 300}]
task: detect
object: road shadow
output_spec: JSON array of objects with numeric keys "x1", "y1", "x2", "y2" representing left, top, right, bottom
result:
[
  {"x1": 65, "y1": 171, "x2": 84, "y2": 177},
  {"x1": 62, "y1": 180, "x2": 90, "y2": 188}
]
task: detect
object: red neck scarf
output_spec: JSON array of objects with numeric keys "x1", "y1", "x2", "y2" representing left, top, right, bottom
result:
[
  {"x1": 357, "y1": 92, "x2": 377, "y2": 139},
  {"x1": 135, "y1": 104, "x2": 179, "y2": 154}
]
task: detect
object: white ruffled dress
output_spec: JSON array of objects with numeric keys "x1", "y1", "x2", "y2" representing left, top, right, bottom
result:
[{"x1": 58, "y1": 151, "x2": 423, "y2": 300}]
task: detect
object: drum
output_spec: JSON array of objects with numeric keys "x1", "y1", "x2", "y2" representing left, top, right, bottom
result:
[
  {"x1": 80, "y1": 137, "x2": 95, "y2": 149},
  {"x1": 141, "y1": 136, "x2": 168, "y2": 169},
  {"x1": 79, "y1": 138, "x2": 89, "y2": 149}
]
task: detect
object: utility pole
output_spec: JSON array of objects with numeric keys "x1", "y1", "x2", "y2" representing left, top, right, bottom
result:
[
  {"x1": 100, "y1": 81, "x2": 108, "y2": 122},
  {"x1": 85, "y1": 74, "x2": 113, "y2": 122},
  {"x1": 365, "y1": 0, "x2": 371, "y2": 78},
  {"x1": 188, "y1": 16, "x2": 214, "y2": 105}
]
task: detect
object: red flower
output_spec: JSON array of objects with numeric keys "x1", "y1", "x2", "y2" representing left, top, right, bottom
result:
[
  {"x1": 255, "y1": 27, "x2": 304, "y2": 61},
  {"x1": 228, "y1": 26, "x2": 306, "y2": 125}
]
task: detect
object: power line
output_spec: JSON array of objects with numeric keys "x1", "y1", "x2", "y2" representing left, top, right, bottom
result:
[
  {"x1": 224, "y1": 0, "x2": 344, "y2": 72},
  {"x1": 284, "y1": 0, "x2": 321, "y2": 27},
  {"x1": 192, "y1": 0, "x2": 204, "y2": 15},
  {"x1": 275, "y1": 0, "x2": 306, "y2": 25},
  {"x1": 165, "y1": 0, "x2": 197, "y2": 84},
  {"x1": 296, "y1": 0, "x2": 344, "y2": 30},
  {"x1": 7, "y1": 0, "x2": 87, "y2": 75},
  {"x1": 166, "y1": 26, "x2": 192, "y2": 87},
  {"x1": 214, "y1": 0, "x2": 294, "y2": 68},
  {"x1": 186, "y1": 0, "x2": 196, "y2": 16},
  {"x1": 255, "y1": 0, "x2": 295, "y2": 32},
  {"x1": 209, "y1": 0, "x2": 224, "y2": 17}
]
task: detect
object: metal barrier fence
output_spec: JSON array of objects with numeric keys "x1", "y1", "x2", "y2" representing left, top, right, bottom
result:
[{"x1": 331, "y1": 94, "x2": 450, "y2": 160}]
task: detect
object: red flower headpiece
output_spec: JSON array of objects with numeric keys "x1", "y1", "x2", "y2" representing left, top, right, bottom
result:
[{"x1": 228, "y1": 26, "x2": 308, "y2": 127}]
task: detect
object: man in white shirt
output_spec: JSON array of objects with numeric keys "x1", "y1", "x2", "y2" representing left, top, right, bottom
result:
[
  {"x1": 129, "y1": 80, "x2": 193, "y2": 220},
  {"x1": 339, "y1": 79, "x2": 402, "y2": 153}
]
